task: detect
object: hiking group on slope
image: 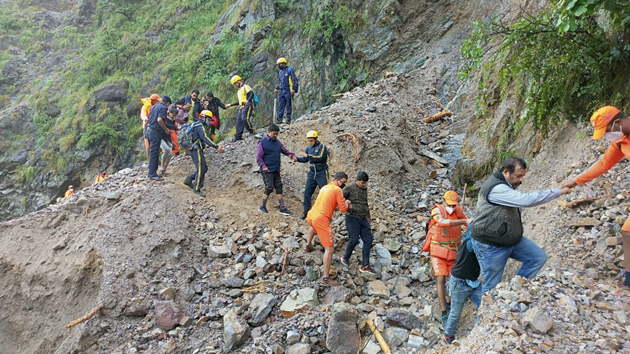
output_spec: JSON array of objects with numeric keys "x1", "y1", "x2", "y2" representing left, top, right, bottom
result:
[{"x1": 72, "y1": 54, "x2": 630, "y2": 346}]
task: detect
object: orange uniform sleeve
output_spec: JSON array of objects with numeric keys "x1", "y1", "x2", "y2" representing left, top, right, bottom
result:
[
  {"x1": 574, "y1": 143, "x2": 624, "y2": 186},
  {"x1": 336, "y1": 188, "x2": 348, "y2": 213}
]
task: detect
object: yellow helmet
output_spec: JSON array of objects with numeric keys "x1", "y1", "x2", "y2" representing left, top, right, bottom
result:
[
  {"x1": 306, "y1": 130, "x2": 318, "y2": 138},
  {"x1": 277, "y1": 57, "x2": 288, "y2": 65},
  {"x1": 230, "y1": 75, "x2": 242, "y2": 84},
  {"x1": 200, "y1": 110, "x2": 212, "y2": 117}
]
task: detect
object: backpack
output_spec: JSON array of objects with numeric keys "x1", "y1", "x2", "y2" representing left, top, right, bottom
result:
[
  {"x1": 178, "y1": 121, "x2": 202, "y2": 150},
  {"x1": 252, "y1": 91, "x2": 259, "y2": 106},
  {"x1": 208, "y1": 113, "x2": 220, "y2": 129}
]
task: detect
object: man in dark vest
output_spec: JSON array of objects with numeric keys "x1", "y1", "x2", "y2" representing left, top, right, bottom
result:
[
  {"x1": 256, "y1": 123, "x2": 297, "y2": 215},
  {"x1": 470, "y1": 156, "x2": 571, "y2": 293}
]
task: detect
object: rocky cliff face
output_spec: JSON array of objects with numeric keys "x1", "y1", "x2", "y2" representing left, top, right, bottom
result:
[{"x1": 0, "y1": 0, "x2": 502, "y2": 221}]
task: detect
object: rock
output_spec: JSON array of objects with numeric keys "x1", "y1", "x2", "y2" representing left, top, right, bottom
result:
[
  {"x1": 93, "y1": 83, "x2": 127, "y2": 103},
  {"x1": 326, "y1": 303, "x2": 360, "y2": 354},
  {"x1": 286, "y1": 330, "x2": 301, "y2": 344},
  {"x1": 248, "y1": 292, "x2": 277, "y2": 326},
  {"x1": 286, "y1": 343, "x2": 311, "y2": 354},
  {"x1": 322, "y1": 286, "x2": 353, "y2": 305},
  {"x1": 394, "y1": 283, "x2": 412, "y2": 298},
  {"x1": 363, "y1": 339, "x2": 382, "y2": 354},
  {"x1": 386, "y1": 308, "x2": 421, "y2": 330},
  {"x1": 280, "y1": 288, "x2": 318, "y2": 318},
  {"x1": 123, "y1": 303, "x2": 149, "y2": 317},
  {"x1": 283, "y1": 236, "x2": 301, "y2": 251},
  {"x1": 523, "y1": 307, "x2": 554, "y2": 334},
  {"x1": 605, "y1": 237, "x2": 619, "y2": 246},
  {"x1": 270, "y1": 343, "x2": 284, "y2": 354},
  {"x1": 366, "y1": 106, "x2": 377, "y2": 112},
  {"x1": 383, "y1": 327, "x2": 409, "y2": 347},
  {"x1": 155, "y1": 301, "x2": 181, "y2": 331},
  {"x1": 497, "y1": 290, "x2": 519, "y2": 301},
  {"x1": 256, "y1": 256, "x2": 268, "y2": 268},
  {"x1": 223, "y1": 276, "x2": 245, "y2": 288},
  {"x1": 383, "y1": 239, "x2": 403, "y2": 252},
  {"x1": 159, "y1": 287, "x2": 176, "y2": 300},
  {"x1": 419, "y1": 149, "x2": 448, "y2": 164},
  {"x1": 305, "y1": 266, "x2": 319, "y2": 281},
  {"x1": 374, "y1": 244, "x2": 392, "y2": 267},
  {"x1": 53, "y1": 241, "x2": 66, "y2": 251},
  {"x1": 208, "y1": 244, "x2": 231, "y2": 258},
  {"x1": 223, "y1": 309, "x2": 251, "y2": 350},
  {"x1": 367, "y1": 280, "x2": 390, "y2": 298},
  {"x1": 240, "y1": 211, "x2": 249, "y2": 222},
  {"x1": 179, "y1": 316, "x2": 193, "y2": 327},
  {"x1": 566, "y1": 217, "x2": 601, "y2": 227}
]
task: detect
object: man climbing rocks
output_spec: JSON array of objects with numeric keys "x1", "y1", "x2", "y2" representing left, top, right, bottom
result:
[
  {"x1": 146, "y1": 95, "x2": 172, "y2": 181},
  {"x1": 560, "y1": 105, "x2": 630, "y2": 288},
  {"x1": 140, "y1": 93, "x2": 161, "y2": 159},
  {"x1": 341, "y1": 171, "x2": 376, "y2": 274},
  {"x1": 304, "y1": 172, "x2": 351, "y2": 286},
  {"x1": 175, "y1": 89, "x2": 201, "y2": 122},
  {"x1": 183, "y1": 111, "x2": 225, "y2": 197},
  {"x1": 443, "y1": 231, "x2": 482, "y2": 345},
  {"x1": 422, "y1": 190, "x2": 470, "y2": 328},
  {"x1": 95, "y1": 169, "x2": 109, "y2": 183},
  {"x1": 471, "y1": 156, "x2": 571, "y2": 293},
  {"x1": 227, "y1": 75, "x2": 261, "y2": 141},
  {"x1": 274, "y1": 57, "x2": 299, "y2": 124},
  {"x1": 296, "y1": 130, "x2": 329, "y2": 219},
  {"x1": 201, "y1": 92, "x2": 227, "y2": 141},
  {"x1": 64, "y1": 185, "x2": 74, "y2": 197},
  {"x1": 256, "y1": 123, "x2": 297, "y2": 215}
]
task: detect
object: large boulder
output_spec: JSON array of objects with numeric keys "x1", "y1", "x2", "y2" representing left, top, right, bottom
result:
[
  {"x1": 326, "y1": 303, "x2": 360, "y2": 354},
  {"x1": 248, "y1": 293, "x2": 277, "y2": 326},
  {"x1": 223, "y1": 309, "x2": 251, "y2": 350}
]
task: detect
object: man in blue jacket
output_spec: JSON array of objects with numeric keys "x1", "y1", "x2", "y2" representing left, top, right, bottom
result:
[
  {"x1": 297, "y1": 130, "x2": 329, "y2": 219},
  {"x1": 274, "y1": 57, "x2": 299, "y2": 124},
  {"x1": 147, "y1": 95, "x2": 172, "y2": 181},
  {"x1": 183, "y1": 112, "x2": 225, "y2": 197},
  {"x1": 256, "y1": 124, "x2": 297, "y2": 215}
]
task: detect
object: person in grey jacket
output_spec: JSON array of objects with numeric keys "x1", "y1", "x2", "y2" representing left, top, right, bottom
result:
[
  {"x1": 470, "y1": 156, "x2": 571, "y2": 293},
  {"x1": 341, "y1": 171, "x2": 376, "y2": 274}
]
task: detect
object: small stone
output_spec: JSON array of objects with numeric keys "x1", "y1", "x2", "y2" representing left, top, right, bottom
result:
[
  {"x1": 179, "y1": 316, "x2": 193, "y2": 327},
  {"x1": 606, "y1": 237, "x2": 619, "y2": 246},
  {"x1": 286, "y1": 330, "x2": 300, "y2": 344},
  {"x1": 386, "y1": 308, "x2": 422, "y2": 330},
  {"x1": 286, "y1": 343, "x2": 311, "y2": 354},
  {"x1": 367, "y1": 280, "x2": 390, "y2": 298},
  {"x1": 223, "y1": 276, "x2": 245, "y2": 288},
  {"x1": 53, "y1": 241, "x2": 66, "y2": 250},
  {"x1": 383, "y1": 239, "x2": 403, "y2": 252},
  {"x1": 322, "y1": 286, "x2": 353, "y2": 305},
  {"x1": 159, "y1": 287, "x2": 176, "y2": 300},
  {"x1": 240, "y1": 212, "x2": 249, "y2": 222},
  {"x1": 305, "y1": 266, "x2": 319, "y2": 281},
  {"x1": 523, "y1": 307, "x2": 554, "y2": 334},
  {"x1": 123, "y1": 303, "x2": 149, "y2": 317},
  {"x1": 155, "y1": 301, "x2": 181, "y2": 331},
  {"x1": 248, "y1": 293, "x2": 277, "y2": 326},
  {"x1": 383, "y1": 327, "x2": 409, "y2": 347},
  {"x1": 208, "y1": 244, "x2": 231, "y2": 259}
]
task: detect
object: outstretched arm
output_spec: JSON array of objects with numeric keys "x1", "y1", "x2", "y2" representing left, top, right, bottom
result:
[{"x1": 488, "y1": 184, "x2": 562, "y2": 208}]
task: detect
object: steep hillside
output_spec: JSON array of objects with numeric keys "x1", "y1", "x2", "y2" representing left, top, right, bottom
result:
[{"x1": 0, "y1": 0, "x2": 498, "y2": 221}]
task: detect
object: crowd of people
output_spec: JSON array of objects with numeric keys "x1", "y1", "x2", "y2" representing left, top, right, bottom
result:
[{"x1": 69, "y1": 52, "x2": 630, "y2": 345}]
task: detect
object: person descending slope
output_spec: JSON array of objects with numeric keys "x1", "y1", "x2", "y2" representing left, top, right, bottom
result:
[
  {"x1": 227, "y1": 75, "x2": 261, "y2": 141},
  {"x1": 296, "y1": 130, "x2": 329, "y2": 219},
  {"x1": 182, "y1": 113, "x2": 225, "y2": 197},
  {"x1": 274, "y1": 57, "x2": 299, "y2": 124}
]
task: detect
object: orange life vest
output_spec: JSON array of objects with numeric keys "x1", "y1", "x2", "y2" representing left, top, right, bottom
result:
[{"x1": 422, "y1": 204, "x2": 466, "y2": 259}]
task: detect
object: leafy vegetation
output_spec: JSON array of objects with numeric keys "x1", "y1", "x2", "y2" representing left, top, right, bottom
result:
[{"x1": 460, "y1": 0, "x2": 630, "y2": 134}]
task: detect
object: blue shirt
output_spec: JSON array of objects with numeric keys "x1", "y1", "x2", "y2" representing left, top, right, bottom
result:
[
  {"x1": 148, "y1": 102, "x2": 168, "y2": 131},
  {"x1": 488, "y1": 183, "x2": 561, "y2": 208}
]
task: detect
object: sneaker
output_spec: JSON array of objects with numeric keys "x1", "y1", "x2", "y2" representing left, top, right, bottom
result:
[
  {"x1": 279, "y1": 207, "x2": 292, "y2": 216},
  {"x1": 444, "y1": 334, "x2": 455, "y2": 345},
  {"x1": 359, "y1": 265, "x2": 376, "y2": 274},
  {"x1": 149, "y1": 176, "x2": 163, "y2": 181},
  {"x1": 183, "y1": 177, "x2": 194, "y2": 189},
  {"x1": 320, "y1": 277, "x2": 341, "y2": 287},
  {"x1": 193, "y1": 189, "x2": 206, "y2": 197},
  {"x1": 254, "y1": 133, "x2": 264, "y2": 139},
  {"x1": 358, "y1": 239, "x2": 364, "y2": 249},
  {"x1": 300, "y1": 211, "x2": 308, "y2": 220},
  {"x1": 259, "y1": 206, "x2": 269, "y2": 213},
  {"x1": 304, "y1": 244, "x2": 315, "y2": 253},
  {"x1": 341, "y1": 257, "x2": 349, "y2": 267}
]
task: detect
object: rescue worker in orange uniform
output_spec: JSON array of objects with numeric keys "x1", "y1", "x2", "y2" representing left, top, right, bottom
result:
[
  {"x1": 95, "y1": 169, "x2": 109, "y2": 183},
  {"x1": 422, "y1": 190, "x2": 471, "y2": 327},
  {"x1": 560, "y1": 106, "x2": 630, "y2": 288},
  {"x1": 303, "y1": 172, "x2": 351, "y2": 286},
  {"x1": 64, "y1": 185, "x2": 74, "y2": 197},
  {"x1": 140, "y1": 94, "x2": 161, "y2": 159}
]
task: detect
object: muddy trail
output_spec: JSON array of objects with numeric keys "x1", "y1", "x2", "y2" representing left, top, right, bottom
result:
[{"x1": 1, "y1": 68, "x2": 629, "y2": 354}]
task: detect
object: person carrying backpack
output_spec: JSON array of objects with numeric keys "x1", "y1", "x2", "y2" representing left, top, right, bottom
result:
[
  {"x1": 201, "y1": 91, "x2": 228, "y2": 140},
  {"x1": 182, "y1": 113, "x2": 225, "y2": 197},
  {"x1": 422, "y1": 190, "x2": 471, "y2": 328},
  {"x1": 227, "y1": 75, "x2": 261, "y2": 141},
  {"x1": 274, "y1": 57, "x2": 299, "y2": 124}
]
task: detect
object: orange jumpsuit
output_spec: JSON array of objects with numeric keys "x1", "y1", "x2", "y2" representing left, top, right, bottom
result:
[
  {"x1": 423, "y1": 204, "x2": 467, "y2": 276},
  {"x1": 306, "y1": 182, "x2": 347, "y2": 247},
  {"x1": 64, "y1": 189, "x2": 74, "y2": 197},
  {"x1": 575, "y1": 136, "x2": 630, "y2": 231},
  {"x1": 140, "y1": 98, "x2": 155, "y2": 149}
]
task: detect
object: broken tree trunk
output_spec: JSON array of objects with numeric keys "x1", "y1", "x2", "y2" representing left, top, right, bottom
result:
[
  {"x1": 65, "y1": 304, "x2": 104, "y2": 328},
  {"x1": 423, "y1": 109, "x2": 452, "y2": 123},
  {"x1": 366, "y1": 318, "x2": 392, "y2": 354}
]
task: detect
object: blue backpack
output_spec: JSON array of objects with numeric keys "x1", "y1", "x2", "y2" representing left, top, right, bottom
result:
[
  {"x1": 252, "y1": 91, "x2": 259, "y2": 106},
  {"x1": 178, "y1": 121, "x2": 202, "y2": 150}
]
